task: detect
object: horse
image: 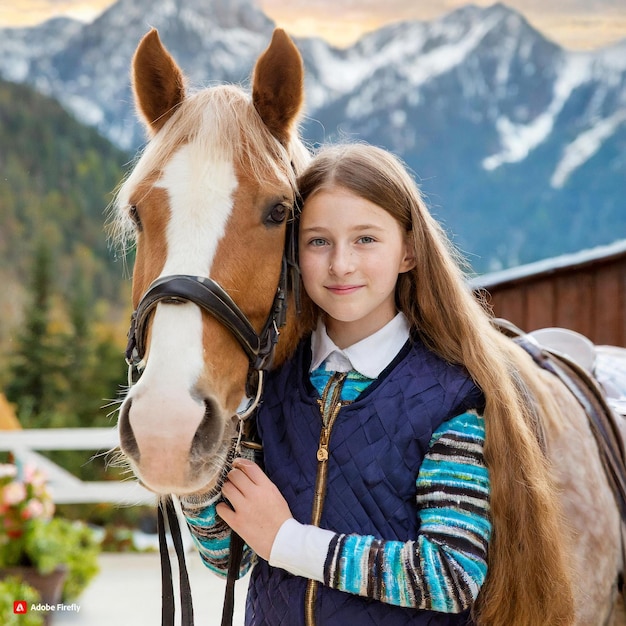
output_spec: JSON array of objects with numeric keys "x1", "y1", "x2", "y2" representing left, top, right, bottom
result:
[{"x1": 111, "y1": 28, "x2": 626, "y2": 625}]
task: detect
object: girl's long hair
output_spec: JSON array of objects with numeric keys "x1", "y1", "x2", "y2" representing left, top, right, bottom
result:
[{"x1": 296, "y1": 143, "x2": 575, "y2": 626}]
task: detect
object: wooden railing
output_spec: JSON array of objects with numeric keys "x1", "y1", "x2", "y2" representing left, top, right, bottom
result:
[{"x1": 0, "y1": 428, "x2": 155, "y2": 505}]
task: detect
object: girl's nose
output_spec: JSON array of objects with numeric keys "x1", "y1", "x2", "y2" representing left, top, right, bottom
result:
[{"x1": 329, "y1": 245, "x2": 355, "y2": 275}]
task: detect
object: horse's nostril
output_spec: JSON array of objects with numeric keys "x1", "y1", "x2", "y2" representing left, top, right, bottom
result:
[
  {"x1": 119, "y1": 399, "x2": 140, "y2": 461},
  {"x1": 190, "y1": 398, "x2": 223, "y2": 456}
]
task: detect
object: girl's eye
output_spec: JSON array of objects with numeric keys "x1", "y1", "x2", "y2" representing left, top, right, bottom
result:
[
  {"x1": 309, "y1": 238, "x2": 327, "y2": 247},
  {"x1": 358, "y1": 236, "x2": 376, "y2": 244}
]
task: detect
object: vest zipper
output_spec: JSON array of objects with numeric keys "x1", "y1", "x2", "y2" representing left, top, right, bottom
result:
[{"x1": 305, "y1": 371, "x2": 348, "y2": 626}]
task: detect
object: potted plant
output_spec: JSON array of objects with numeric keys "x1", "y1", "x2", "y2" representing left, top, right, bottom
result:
[
  {"x1": 0, "y1": 575, "x2": 44, "y2": 625},
  {"x1": 0, "y1": 463, "x2": 100, "y2": 608}
]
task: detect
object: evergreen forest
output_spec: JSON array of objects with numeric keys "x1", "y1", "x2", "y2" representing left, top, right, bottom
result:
[{"x1": 0, "y1": 77, "x2": 132, "y2": 451}]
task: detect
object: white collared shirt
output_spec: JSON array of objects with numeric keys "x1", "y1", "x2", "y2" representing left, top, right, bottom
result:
[{"x1": 309, "y1": 312, "x2": 411, "y2": 377}]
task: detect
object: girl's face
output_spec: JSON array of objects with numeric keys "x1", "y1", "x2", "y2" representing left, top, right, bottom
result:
[{"x1": 299, "y1": 186, "x2": 415, "y2": 349}]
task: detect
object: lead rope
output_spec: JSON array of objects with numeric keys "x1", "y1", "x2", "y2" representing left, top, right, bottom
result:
[
  {"x1": 221, "y1": 531, "x2": 244, "y2": 626},
  {"x1": 159, "y1": 497, "x2": 195, "y2": 626},
  {"x1": 158, "y1": 502, "x2": 175, "y2": 626}
]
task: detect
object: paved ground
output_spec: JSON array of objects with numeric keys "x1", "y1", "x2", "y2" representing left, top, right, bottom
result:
[{"x1": 54, "y1": 551, "x2": 249, "y2": 626}]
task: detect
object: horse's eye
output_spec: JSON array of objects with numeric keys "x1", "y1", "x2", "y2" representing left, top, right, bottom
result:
[
  {"x1": 266, "y1": 203, "x2": 287, "y2": 226},
  {"x1": 129, "y1": 205, "x2": 143, "y2": 231}
]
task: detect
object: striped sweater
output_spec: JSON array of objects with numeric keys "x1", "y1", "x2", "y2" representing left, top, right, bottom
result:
[{"x1": 182, "y1": 367, "x2": 491, "y2": 613}]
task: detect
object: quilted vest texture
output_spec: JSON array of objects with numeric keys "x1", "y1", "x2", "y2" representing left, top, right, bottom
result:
[{"x1": 246, "y1": 336, "x2": 485, "y2": 626}]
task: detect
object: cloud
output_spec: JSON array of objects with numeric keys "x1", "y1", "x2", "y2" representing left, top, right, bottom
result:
[{"x1": 1, "y1": 1, "x2": 114, "y2": 26}]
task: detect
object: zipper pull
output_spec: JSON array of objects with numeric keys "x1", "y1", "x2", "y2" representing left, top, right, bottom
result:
[{"x1": 317, "y1": 427, "x2": 329, "y2": 461}]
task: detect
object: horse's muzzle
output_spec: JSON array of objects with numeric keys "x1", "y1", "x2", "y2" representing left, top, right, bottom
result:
[{"x1": 118, "y1": 394, "x2": 227, "y2": 494}]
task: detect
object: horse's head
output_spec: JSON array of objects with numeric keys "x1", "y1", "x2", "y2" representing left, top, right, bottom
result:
[{"x1": 113, "y1": 28, "x2": 308, "y2": 495}]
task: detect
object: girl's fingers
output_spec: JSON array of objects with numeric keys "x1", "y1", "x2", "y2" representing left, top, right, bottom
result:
[
  {"x1": 224, "y1": 467, "x2": 250, "y2": 492},
  {"x1": 219, "y1": 485, "x2": 237, "y2": 513},
  {"x1": 215, "y1": 500, "x2": 234, "y2": 522},
  {"x1": 231, "y1": 458, "x2": 265, "y2": 484},
  {"x1": 215, "y1": 461, "x2": 292, "y2": 560},
  {"x1": 219, "y1": 462, "x2": 263, "y2": 510}
]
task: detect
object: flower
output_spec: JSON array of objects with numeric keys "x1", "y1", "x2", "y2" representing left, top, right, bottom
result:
[
  {"x1": 0, "y1": 464, "x2": 54, "y2": 567},
  {"x1": 0, "y1": 462, "x2": 101, "y2": 603},
  {"x1": 0, "y1": 463, "x2": 55, "y2": 564},
  {"x1": 22, "y1": 499, "x2": 45, "y2": 521}
]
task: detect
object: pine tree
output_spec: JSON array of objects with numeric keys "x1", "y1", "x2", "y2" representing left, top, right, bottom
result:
[
  {"x1": 62, "y1": 262, "x2": 126, "y2": 429},
  {"x1": 6, "y1": 240, "x2": 63, "y2": 426}
]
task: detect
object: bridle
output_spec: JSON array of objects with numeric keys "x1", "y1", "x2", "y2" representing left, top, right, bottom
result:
[
  {"x1": 123, "y1": 205, "x2": 300, "y2": 626},
  {"x1": 124, "y1": 207, "x2": 300, "y2": 394}
]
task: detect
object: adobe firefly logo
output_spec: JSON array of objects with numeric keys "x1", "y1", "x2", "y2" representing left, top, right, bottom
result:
[{"x1": 14, "y1": 600, "x2": 28, "y2": 614}]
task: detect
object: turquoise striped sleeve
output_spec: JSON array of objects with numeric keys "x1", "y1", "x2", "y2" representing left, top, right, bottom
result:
[
  {"x1": 182, "y1": 501, "x2": 256, "y2": 579},
  {"x1": 324, "y1": 411, "x2": 491, "y2": 612}
]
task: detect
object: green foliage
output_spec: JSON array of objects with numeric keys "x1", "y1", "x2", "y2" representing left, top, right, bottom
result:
[
  {"x1": 0, "y1": 463, "x2": 100, "y2": 602},
  {"x1": 0, "y1": 76, "x2": 131, "y2": 383},
  {"x1": 52, "y1": 502, "x2": 159, "y2": 555},
  {"x1": 5, "y1": 237, "x2": 128, "y2": 433},
  {"x1": 5, "y1": 241, "x2": 60, "y2": 422},
  {"x1": 1, "y1": 77, "x2": 131, "y2": 495},
  {"x1": 0, "y1": 78, "x2": 128, "y2": 271},
  {"x1": 0, "y1": 76, "x2": 131, "y2": 429},
  {"x1": 0, "y1": 577, "x2": 44, "y2": 626},
  {"x1": 23, "y1": 518, "x2": 100, "y2": 602}
]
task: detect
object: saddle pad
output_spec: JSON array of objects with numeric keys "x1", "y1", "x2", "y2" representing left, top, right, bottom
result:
[{"x1": 595, "y1": 345, "x2": 626, "y2": 418}]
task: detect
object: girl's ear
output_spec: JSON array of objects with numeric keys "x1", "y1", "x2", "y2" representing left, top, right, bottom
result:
[{"x1": 399, "y1": 233, "x2": 417, "y2": 273}]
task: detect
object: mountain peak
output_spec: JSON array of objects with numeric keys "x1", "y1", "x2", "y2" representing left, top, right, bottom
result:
[{"x1": 93, "y1": 0, "x2": 273, "y2": 34}]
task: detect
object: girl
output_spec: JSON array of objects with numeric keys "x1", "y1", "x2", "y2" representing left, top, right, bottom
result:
[{"x1": 181, "y1": 144, "x2": 574, "y2": 625}]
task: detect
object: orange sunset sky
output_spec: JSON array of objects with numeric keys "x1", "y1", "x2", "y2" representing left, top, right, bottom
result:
[{"x1": 1, "y1": 0, "x2": 625, "y2": 50}]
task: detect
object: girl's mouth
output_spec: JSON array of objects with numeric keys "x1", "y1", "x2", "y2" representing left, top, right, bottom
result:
[{"x1": 326, "y1": 285, "x2": 362, "y2": 295}]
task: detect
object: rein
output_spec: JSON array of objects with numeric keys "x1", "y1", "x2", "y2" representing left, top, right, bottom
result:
[{"x1": 124, "y1": 212, "x2": 300, "y2": 626}]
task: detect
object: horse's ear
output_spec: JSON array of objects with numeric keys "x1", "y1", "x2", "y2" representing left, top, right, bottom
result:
[
  {"x1": 132, "y1": 29, "x2": 186, "y2": 136},
  {"x1": 252, "y1": 29, "x2": 304, "y2": 146}
]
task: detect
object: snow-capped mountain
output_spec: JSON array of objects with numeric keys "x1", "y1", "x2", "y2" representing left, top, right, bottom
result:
[
  {"x1": 296, "y1": 5, "x2": 626, "y2": 268},
  {"x1": 0, "y1": 0, "x2": 275, "y2": 147},
  {"x1": 1, "y1": 0, "x2": 624, "y2": 271}
]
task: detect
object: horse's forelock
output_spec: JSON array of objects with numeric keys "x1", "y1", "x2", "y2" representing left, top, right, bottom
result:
[{"x1": 109, "y1": 84, "x2": 307, "y2": 253}]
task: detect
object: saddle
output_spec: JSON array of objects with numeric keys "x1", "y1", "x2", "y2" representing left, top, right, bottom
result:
[{"x1": 494, "y1": 319, "x2": 626, "y2": 522}]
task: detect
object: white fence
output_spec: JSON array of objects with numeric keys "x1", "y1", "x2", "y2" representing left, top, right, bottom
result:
[{"x1": 0, "y1": 428, "x2": 156, "y2": 505}]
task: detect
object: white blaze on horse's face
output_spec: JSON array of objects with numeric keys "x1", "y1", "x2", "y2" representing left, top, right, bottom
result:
[
  {"x1": 123, "y1": 145, "x2": 239, "y2": 493},
  {"x1": 159, "y1": 145, "x2": 237, "y2": 277},
  {"x1": 116, "y1": 28, "x2": 306, "y2": 495}
]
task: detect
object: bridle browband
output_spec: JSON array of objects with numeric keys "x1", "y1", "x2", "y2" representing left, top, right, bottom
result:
[{"x1": 123, "y1": 203, "x2": 300, "y2": 626}]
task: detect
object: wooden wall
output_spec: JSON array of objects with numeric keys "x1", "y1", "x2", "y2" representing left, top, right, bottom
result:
[{"x1": 472, "y1": 243, "x2": 626, "y2": 348}]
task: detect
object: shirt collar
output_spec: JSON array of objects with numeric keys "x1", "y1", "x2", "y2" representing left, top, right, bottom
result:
[{"x1": 309, "y1": 313, "x2": 410, "y2": 379}]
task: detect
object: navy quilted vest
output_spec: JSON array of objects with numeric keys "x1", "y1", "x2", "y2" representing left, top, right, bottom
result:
[{"x1": 246, "y1": 336, "x2": 484, "y2": 625}]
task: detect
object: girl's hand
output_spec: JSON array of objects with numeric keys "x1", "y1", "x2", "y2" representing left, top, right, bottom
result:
[{"x1": 216, "y1": 458, "x2": 292, "y2": 560}]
